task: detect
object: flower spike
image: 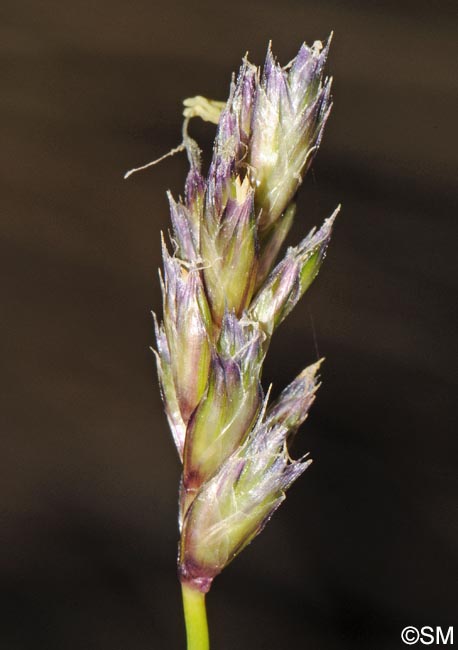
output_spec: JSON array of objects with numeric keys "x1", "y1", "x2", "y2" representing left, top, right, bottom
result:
[{"x1": 142, "y1": 37, "x2": 339, "y2": 648}]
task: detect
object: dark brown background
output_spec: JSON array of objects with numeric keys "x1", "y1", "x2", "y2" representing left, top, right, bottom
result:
[{"x1": 2, "y1": 0, "x2": 457, "y2": 648}]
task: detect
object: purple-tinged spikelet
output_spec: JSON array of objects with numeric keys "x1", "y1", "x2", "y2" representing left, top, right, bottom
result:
[
  {"x1": 249, "y1": 39, "x2": 332, "y2": 231},
  {"x1": 179, "y1": 362, "x2": 321, "y2": 591}
]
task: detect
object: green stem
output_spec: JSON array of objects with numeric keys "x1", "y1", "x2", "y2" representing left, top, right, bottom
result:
[{"x1": 181, "y1": 582, "x2": 210, "y2": 650}]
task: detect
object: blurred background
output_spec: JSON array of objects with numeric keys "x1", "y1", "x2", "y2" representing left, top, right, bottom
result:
[{"x1": 1, "y1": 0, "x2": 457, "y2": 648}]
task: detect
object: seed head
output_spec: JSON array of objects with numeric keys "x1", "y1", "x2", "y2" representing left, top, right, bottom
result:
[{"x1": 150, "y1": 39, "x2": 338, "y2": 593}]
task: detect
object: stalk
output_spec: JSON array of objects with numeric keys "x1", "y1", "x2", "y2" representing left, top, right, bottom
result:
[{"x1": 181, "y1": 583, "x2": 210, "y2": 650}]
